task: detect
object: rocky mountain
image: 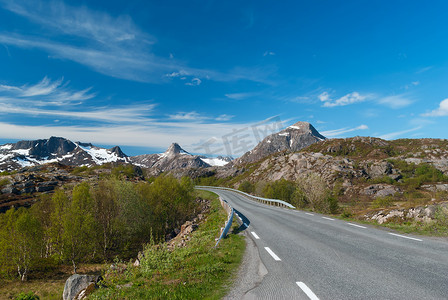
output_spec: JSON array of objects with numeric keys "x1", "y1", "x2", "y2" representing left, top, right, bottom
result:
[
  {"x1": 227, "y1": 136, "x2": 448, "y2": 201},
  {"x1": 0, "y1": 137, "x2": 129, "y2": 171},
  {"x1": 130, "y1": 143, "x2": 213, "y2": 175},
  {"x1": 233, "y1": 121, "x2": 325, "y2": 166}
]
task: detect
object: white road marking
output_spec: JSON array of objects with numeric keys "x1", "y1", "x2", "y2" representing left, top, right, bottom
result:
[
  {"x1": 322, "y1": 217, "x2": 335, "y2": 221},
  {"x1": 251, "y1": 231, "x2": 260, "y2": 239},
  {"x1": 347, "y1": 223, "x2": 367, "y2": 229},
  {"x1": 388, "y1": 232, "x2": 423, "y2": 242},
  {"x1": 265, "y1": 247, "x2": 281, "y2": 261},
  {"x1": 305, "y1": 213, "x2": 314, "y2": 216},
  {"x1": 296, "y1": 282, "x2": 320, "y2": 300}
]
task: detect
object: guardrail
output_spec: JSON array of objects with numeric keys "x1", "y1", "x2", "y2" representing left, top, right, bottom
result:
[
  {"x1": 214, "y1": 196, "x2": 234, "y2": 248},
  {"x1": 196, "y1": 186, "x2": 295, "y2": 209}
]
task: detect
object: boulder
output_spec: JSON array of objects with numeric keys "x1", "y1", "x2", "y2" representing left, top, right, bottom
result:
[{"x1": 63, "y1": 274, "x2": 100, "y2": 300}]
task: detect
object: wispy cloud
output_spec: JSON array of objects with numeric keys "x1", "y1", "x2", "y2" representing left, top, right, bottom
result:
[
  {"x1": 379, "y1": 127, "x2": 422, "y2": 140},
  {"x1": 215, "y1": 114, "x2": 234, "y2": 121},
  {"x1": 321, "y1": 125, "x2": 369, "y2": 137},
  {"x1": 224, "y1": 92, "x2": 258, "y2": 100},
  {"x1": 185, "y1": 78, "x2": 202, "y2": 86},
  {"x1": 377, "y1": 94, "x2": 413, "y2": 109},
  {"x1": 0, "y1": 76, "x2": 94, "y2": 106},
  {"x1": 421, "y1": 99, "x2": 448, "y2": 117},
  {"x1": 167, "y1": 111, "x2": 207, "y2": 121},
  {"x1": 416, "y1": 66, "x2": 432, "y2": 74},
  {"x1": 320, "y1": 92, "x2": 370, "y2": 107},
  {"x1": 0, "y1": 0, "x2": 273, "y2": 84},
  {"x1": 0, "y1": 77, "x2": 156, "y2": 123},
  {"x1": 263, "y1": 51, "x2": 275, "y2": 56}
]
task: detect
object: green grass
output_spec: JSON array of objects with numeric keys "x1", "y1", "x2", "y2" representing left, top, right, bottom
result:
[
  {"x1": 89, "y1": 189, "x2": 245, "y2": 299},
  {"x1": 338, "y1": 207, "x2": 448, "y2": 237}
]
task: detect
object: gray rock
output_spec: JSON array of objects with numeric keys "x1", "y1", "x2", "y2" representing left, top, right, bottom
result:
[{"x1": 63, "y1": 274, "x2": 99, "y2": 300}]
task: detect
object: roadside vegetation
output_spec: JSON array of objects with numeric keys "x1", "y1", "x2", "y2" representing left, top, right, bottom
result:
[
  {"x1": 89, "y1": 189, "x2": 245, "y2": 299},
  {"x1": 0, "y1": 175, "x2": 201, "y2": 297},
  {"x1": 0, "y1": 173, "x2": 245, "y2": 299}
]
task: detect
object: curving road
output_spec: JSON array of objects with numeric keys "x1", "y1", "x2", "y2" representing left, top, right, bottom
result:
[{"x1": 200, "y1": 187, "x2": 448, "y2": 300}]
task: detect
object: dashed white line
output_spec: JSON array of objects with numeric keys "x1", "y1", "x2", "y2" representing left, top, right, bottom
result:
[
  {"x1": 388, "y1": 232, "x2": 423, "y2": 242},
  {"x1": 305, "y1": 213, "x2": 314, "y2": 216},
  {"x1": 322, "y1": 217, "x2": 335, "y2": 221},
  {"x1": 296, "y1": 282, "x2": 320, "y2": 300},
  {"x1": 347, "y1": 223, "x2": 367, "y2": 229},
  {"x1": 251, "y1": 231, "x2": 260, "y2": 239},
  {"x1": 264, "y1": 247, "x2": 281, "y2": 261}
]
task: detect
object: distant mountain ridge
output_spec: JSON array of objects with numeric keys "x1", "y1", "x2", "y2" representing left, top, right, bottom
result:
[
  {"x1": 130, "y1": 143, "x2": 231, "y2": 175},
  {"x1": 233, "y1": 121, "x2": 326, "y2": 165},
  {"x1": 0, "y1": 137, "x2": 129, "y2": 171}
]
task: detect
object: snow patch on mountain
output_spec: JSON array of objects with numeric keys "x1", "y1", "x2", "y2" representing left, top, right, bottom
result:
[{"x1": 200, "y1": 158, "x2": 229, "y2": 167}]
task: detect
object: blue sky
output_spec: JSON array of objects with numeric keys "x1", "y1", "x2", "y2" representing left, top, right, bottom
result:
[{"x1": 1, "y1": 0, "x2": 448, "y2": 157}]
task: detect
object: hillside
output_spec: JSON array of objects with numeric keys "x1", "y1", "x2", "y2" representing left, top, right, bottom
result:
[{"x1": 233, "y1": 121, "x2": 325, "y2": 165}]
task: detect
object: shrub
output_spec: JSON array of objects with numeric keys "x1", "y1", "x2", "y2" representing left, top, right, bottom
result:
[
  {"x1": 15, "y1": 292, "x2": 40, "y2": 300},
  {"x1": 0, "y1": 178, "x2": 9, "y2": 188},
  {"x1": 238, "y1": 181, "x2": 254, "y2": 194},
  {"x1": 371, "y1": 196, "x2": 395, "y2": 208}
]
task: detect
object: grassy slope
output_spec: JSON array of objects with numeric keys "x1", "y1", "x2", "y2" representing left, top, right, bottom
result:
[{"x1": 89, "y1": 189, "x2": 245, "y2": 299}]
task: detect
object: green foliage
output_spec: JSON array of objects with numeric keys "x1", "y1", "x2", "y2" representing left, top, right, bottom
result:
[
  {"x1": 0, "y1": 207, "x2": 43, "y2": 281},
  {"x1": 0, "y1": 177, "x2": 10, "y2": 187},
  {"x1": 238, "y1": 180, "x2": 254, "y2": 194},
  {"x1": 371, "y1": 196, "x2": 395, "y2": 208},
  {"x1": 15, "y1": 292, "x2": 40, "y2": 300},
  {"x1": 90, "y1": 189, "x2": 245, "y2": 300},
  {"x1": 111, "y1": 165, "x2": 139, "y2": 179},
  {"x1": 296, "y1": 173, "x2": 339, "y2": 214},
  {"x1": 262, "y1": 179, "x2": 296, "y2": 202},
  {"x1": 368, "y1": 176, "x2": 395, "y2": 185},
  {"x1": 63, "y1": 182, "x2": 97, "y2": 273},
  {"x1": 0, "y1": 176, "x2": 200, "y2": 280},
  {"x1": 70, "y1": 166, "x2": 91, "y2": 175},
  {"x1": 388, "y1": 160, "x2": 448, "y2": 189}
]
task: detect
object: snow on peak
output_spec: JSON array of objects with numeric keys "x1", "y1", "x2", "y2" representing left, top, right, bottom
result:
[
  {"x1": 77, "y1": 143, "x2": 127, "y2": 164},
  {"x1": 200, "y1": 157, "x2": 229, "y2": 167}
]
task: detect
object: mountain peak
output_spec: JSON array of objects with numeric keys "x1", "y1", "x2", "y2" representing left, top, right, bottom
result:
[
  {"x1": 164, "y1": 143, "x2": 189, "y2": 157},
  {"x1": 234, "y1": 121, "x2": 325, "y2": 165},
  {"x1": 287, "y1": 121, "x2": 325, "y2": 140}
]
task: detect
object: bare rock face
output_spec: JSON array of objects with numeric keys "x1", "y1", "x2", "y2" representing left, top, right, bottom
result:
[
  {"x1": 63, "y1": 274, "x2": 101, "y2": 300},
  {"x1": 233, "y1": 121, "x2": 325, "y2": 166},
  {"x1": 130, "y1": 143, "x2": 211, "y2": 176}
]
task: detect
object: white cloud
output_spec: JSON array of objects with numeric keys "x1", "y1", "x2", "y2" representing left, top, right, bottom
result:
[
  {"x1": 168, "y1": 112, "x2": 207, "y2": 121},
  {"x1": 0, "y1": 117, "x2": 282, "y2": 157},
  {"x1": 422, "y1": 99, "x2": 448, "y2": 117},
  {"x1": 318, "y1": 92, "x2": 330, "y2": 102},
  {"x1": 224, "y1": 92, "x2": 258, "y2": 100},
  {"x1": 321, "y1": 92, "x2": 368, "y2": 107},
  {"x1": 378, "y1": 95, "x2": 413, "y2": 109},
  {"x1": 185, "y1": 78, "x2": 201, "y2": 86},
  {"x1": 263, "y1": 51, "x2": 275, "y2": 56},
  {"x1": 379, "y1": 127, "x2": 422, "y2": 140},
  {"x1": 321, "y1": 124, "x2": 369, "y2": 137},
  {"x1": 215, "y1": 114, "x2": 234, "y2": 121},
  {"x1": 0, "y1": 76, "x2": 95, "y2": 106}
]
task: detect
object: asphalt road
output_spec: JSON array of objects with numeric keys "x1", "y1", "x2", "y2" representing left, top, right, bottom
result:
[{"x1": 201, "y1": 187, "x2": 448, "y2": 300}]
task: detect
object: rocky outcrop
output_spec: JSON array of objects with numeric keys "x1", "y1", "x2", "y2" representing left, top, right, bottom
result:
[
  {"x1": 130, "y1": 143, "x2": 211, "y2": 176},
  {"x1": 366, "y1": 203, "x2": 447, "y2": 224},
  {"x1": 63, "y1": 274, "x2": 102, "y2": 300},
  {"x1": 233, "y1": 121, "x2": 325, "y2": 166}
]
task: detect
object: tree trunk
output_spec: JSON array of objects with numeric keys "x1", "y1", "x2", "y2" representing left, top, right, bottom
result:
[{"x1": 72, "y1": 259, "x2": 77, "y2": 274}]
